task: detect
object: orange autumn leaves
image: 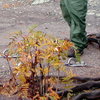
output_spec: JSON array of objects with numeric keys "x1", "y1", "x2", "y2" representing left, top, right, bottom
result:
[
  {"x1": 2, "y1": 2, "x2": 22, "y2": 8},
  {"x1": 2, "y1": 0, "x2": 32, "y2": 8},
  {"x1": 0, "y1": 30, "x2": 74, "y2": 99}
]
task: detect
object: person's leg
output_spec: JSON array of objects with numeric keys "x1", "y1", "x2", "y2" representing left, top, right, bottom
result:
[
  {"x1": 60, "y1": 0, "x2": 88, "y2": 51},
  {"x1": 69, "y1": 0, "x2": 88, "y2": 50},
  {"x1": 60, "y1": 0, "x2": 71, "y2": 26}
]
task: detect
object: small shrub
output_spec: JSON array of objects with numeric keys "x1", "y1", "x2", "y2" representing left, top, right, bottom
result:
[{"x1": 0, "y1": 28, "x2": 74, "y2": 100}]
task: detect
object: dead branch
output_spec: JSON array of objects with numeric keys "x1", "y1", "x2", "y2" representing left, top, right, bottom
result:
[
  {"x1": 73, "y1": 90, "x2": 100, "y2": 100},
  {"x1": 72, "y1": 77, "x2": 100, "y2": 83},
  {"x1": 57, "y1": 81, "x2": 100, "y2": 97}
]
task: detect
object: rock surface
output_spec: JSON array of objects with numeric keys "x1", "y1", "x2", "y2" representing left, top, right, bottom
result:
[{"x1": 0, "y1": 0, "x2": 100, "y2": 80}]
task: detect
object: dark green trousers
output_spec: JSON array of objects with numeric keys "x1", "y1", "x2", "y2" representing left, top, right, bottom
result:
[{"x1": 60, "y1": 0, "x2": 88, "y2": 50}]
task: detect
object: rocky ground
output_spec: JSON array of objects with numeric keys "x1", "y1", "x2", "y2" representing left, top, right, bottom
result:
[{"x1": 0, "y1": 0, "x2": 100, "y2": 82}]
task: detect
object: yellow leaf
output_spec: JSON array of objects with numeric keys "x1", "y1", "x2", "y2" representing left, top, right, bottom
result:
[
  {"x1": 18, "y1": 74, "x2": 26, "y2": 83},
  {"x1": 25, "y1": 71, "x2": 31, "y2": 77},
  {"x1": 39, "y1": 97, "x2": 47, "y2": 100},
  {"x1": 53, "y1": 62, "x2": 63, "y2": 66},
  {"x1": 43, "y1": 67, "x2": 49, "y2": 75},
  {"x1": 2, "y1": 4, "x2": 11, "y2": 8},
  {"x1": 21, "y1": 83, "x2": 29, "y2": 89}
]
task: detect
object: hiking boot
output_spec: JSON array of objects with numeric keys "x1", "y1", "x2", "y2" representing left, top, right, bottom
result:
[{"x1": 67, "y1": 48, "x2": 83, "y2": 58}]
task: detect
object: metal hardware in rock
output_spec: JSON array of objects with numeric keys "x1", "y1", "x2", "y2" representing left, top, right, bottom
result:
[
  {"x1": 65, "y1": 57, "x2": 87, "y2": 67},
  {"x1": 0, "y1": 49, "x2": 19, "y2": 58}
]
